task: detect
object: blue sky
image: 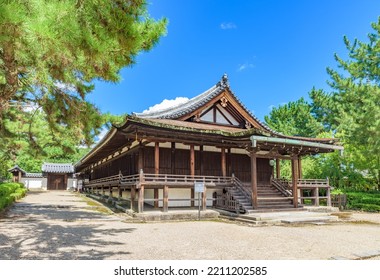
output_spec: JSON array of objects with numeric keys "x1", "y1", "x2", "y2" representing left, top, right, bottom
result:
[{"x1": 88, "y1": 0, "x2": 380, "y2": 122}]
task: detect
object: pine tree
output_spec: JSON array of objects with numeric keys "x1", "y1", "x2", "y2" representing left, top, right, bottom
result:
[{"x1": 0, "y1": 0, "x2": 167, "y2": 167}]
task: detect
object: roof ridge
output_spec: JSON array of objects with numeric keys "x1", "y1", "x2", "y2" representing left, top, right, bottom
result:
[{"x1": 134, "y1": 75, "x2": 228, "y2": 119}]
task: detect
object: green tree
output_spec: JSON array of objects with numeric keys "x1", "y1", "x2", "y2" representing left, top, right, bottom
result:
[
  {"x1": 0, "y1": 0, "x2": 166, "y2": 171},
  {"x1": 312, "y1": 17, "x2": 380, "y2": 189},
  {"x1": 264, "y1": 97, "x2": 325, "y2": 137}
]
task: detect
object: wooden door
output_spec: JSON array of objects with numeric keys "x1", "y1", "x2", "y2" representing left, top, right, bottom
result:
[{"x1": 47, "y1": 174, "x2": 66, "y2": 190}]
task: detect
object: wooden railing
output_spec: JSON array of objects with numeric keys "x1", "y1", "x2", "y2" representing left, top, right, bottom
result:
[
  {"x1": 85, "y1": 175, "x2": 121, "y2": 187},
  {"x1": 271, "y1": 178, "x2": 292, "y2": 197},
  {"x1": 297, "y1": 179, "x2": 331, "y2": 206},
  {"x1": 215, "y1": 192, "x2": 242, "y2": 213},
  {"x1": 120, "y1": 174, "x2": 140, "y2": 186},
  {"x1": 84, "y1": 172, "x2": 233, "y2": 189},
  {"x1": 142, "y1": 173, "x2": 233, "y2": 186},
  {"x1": 271, "y1": 178, "x2": 332, "y2": 206},
  {"x1": 232, "y1": 175, "x2": 252, "y2": 204}
]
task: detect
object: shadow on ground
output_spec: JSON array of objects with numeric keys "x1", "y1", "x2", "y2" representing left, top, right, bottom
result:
[{"x1": 0, "y1": 193, "x2": 137, "y2": 260}]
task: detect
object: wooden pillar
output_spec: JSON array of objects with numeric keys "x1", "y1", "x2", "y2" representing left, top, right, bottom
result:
[
  {"x1": 326, "y1": 177, "x2": 331, "y2": 207},
  {"x1": 202, "y1": 186, "x2": 207, "y2": 211},
  {"x1": 154, "y1": 142, "x2": 160, "y2": 208},
  {"x1": 138, "y1": 142, "x2": 144, "y2": 172},
  {"x1": 155, "y1": 142, "x2": 160, "y2": 175},
  {"x1": 171, "y1": 142, "x2": 176, "y2": 174},
  {"x1": 190, "y1": 145, "x2": 195, "y2": 176},
  {"x1": 250, "y1": 151, "x2": 258, "y2": 209},
  {"x1": 118, "y1": 187, "x2": 122, "y2": 200},
  {"x1": 291, "y1": 157, "x2": 299, "y2": 208},
  {"x1": 190, "y1": 144, "x2": 195, "y2": 207},
  {"x1": 200, "y1": 145, "x2": 204, "y2": 175},
  {"x1": 163, "y1": 185, "x2": 169, "y2": 212},
  {"x1": 227, "y1": 148, "x2": 231, "y2": 175},
  {"x1": 138, "y1": 185, "x2": 144, "y2": 213},
  {"x1": 276, "y1": 159, "x2": 281, "y2": 179},
  {"x1": 221, "y1": 148, "x2": 226, "y2": 177},
  {"x1": 298, "y1": 157, "x2": 302, "y2": 179},
  {"x1": 137, "y1": 169, "x2": 145, "y2": 213},
  {"x1": 130, "y1": 187, "x2": 136, "y2": 210},
  {"x1": 118, "y1": 171, "x2": 122, "y2": 200}
]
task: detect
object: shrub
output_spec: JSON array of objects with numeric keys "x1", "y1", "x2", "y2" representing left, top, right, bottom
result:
[
  {"x1": 0, "y1": 182, "x2": 27, "y2": 210},
  {"x1": 341, "y1": 189, "x2": 380, "y2": 212}
]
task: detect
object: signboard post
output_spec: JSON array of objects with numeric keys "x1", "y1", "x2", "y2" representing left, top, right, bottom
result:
[{"x1": 194, "y1": 182, "x2": 205, "y2": 220}]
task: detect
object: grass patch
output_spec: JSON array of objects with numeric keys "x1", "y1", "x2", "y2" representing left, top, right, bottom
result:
[
  {"x1": 79, "y1": 194, "x2": 114, "y2": 215},
  {"x1": 0, "y1": 182, "x2": 27, "y2": 211}
]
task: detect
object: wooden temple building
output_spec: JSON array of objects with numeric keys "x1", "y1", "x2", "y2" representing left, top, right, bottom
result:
[{"x1": 75, "y1": 75, "x2": 343, "y2": 213}]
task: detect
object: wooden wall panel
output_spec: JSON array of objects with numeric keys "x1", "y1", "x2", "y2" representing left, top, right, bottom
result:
[
  {"x1": 159, "y1": 148, "x2": 172, "y2": 174},
  {"x1": 230, "y1": 153, "x2": 251, "y2": 182},
  {"x1": 229, "y1": 154, "x2": 272, "y2": 184},
  {"x1": 257, "y1": 158, "x2": 273, "y2": 185},
  {"x1": 90, "y1": 146, "x2": 273, "y2": 184}
]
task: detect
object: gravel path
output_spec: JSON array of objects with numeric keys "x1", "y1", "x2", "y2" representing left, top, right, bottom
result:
[{"x1": 1, "y1": 191, "x2": 380, "y2": 260}]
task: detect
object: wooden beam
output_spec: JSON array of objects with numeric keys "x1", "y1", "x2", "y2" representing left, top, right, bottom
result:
[
  {"x1": 291, "y1": 157, "x2": 299, "y2": 208},
  {"x1": 221, "y1": 148, "x2": 226, "y2": 177},
  {"x1": 250, "y1": 151, "x2": 258, "y2": 209},
  {"x1": 163, "y1": 185, "x2": 169, "y2": 212},
  {"x1": 276, "y1": 158, "x2": 281, "y2": 179}
]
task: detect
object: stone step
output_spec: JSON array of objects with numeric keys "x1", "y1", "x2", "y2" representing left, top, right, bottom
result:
[
  {"x1": 245, "y1": 208, "x2": 305, "y2": 214},
  {"x1": 258, "y1": 197, "x2": 293, "y2": 201},
  {"x1": 258, "y1": 204, "x2": 294, "y2": 209},
  {"x1": 280, "y1": 216, "x2": 339, "y2": 224},
  {"x1": 222, "y1": 210, "x2": 338, "y2": 225}
]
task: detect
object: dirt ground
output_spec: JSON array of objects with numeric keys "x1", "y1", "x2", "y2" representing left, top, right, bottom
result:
[{"x1": 1, "y1": 191, "x2": 380, "y2": 260}]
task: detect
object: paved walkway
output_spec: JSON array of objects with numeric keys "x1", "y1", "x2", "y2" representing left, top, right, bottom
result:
[{"x1": 1, "y1": 191, "x2": 380, "y2": 260}]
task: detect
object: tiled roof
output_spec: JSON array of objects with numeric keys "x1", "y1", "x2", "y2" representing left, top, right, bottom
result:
[
  {"x1": 135, "y1": 84, "x2": 222, "y2": 119},
  {"x1": 42, "y1": 163, "x2": 74, "y2": 173},
  {"x1": 7, "y1": 165, "x2": 27, "y2": 174},
  {"x1": 134, "y1": 74, "x2": 277, "y2": 134}
]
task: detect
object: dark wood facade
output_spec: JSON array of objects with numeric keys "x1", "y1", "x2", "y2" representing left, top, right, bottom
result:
[
  {"x1": 89, "y1": 145, "x2": 273, "y2": 185},
  {"x1": 76, "y1": 75, "x2": 342, "y2": 213}
]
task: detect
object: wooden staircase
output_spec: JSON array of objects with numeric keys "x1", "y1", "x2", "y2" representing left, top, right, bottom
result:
[
  {"x1": 220, "y1": 177, "x2": 298, "y2": 214},
  {"x1": 228, "y1": 187, "x2": 254, "y2": 213},
  {"x1": 257, "y1": 184, "x2": 294, "y2": 210}
]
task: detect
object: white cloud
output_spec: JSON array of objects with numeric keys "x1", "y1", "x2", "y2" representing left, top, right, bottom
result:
[
  {"x1": 142, "y1": 97, "x2": 189, "y2": 114},
  {"x1": 220, "y1": 22, "x2": 237, "y2": 30},
  {"x1": 237, "y1": 63, "x2": 254, "y2": 72}
]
